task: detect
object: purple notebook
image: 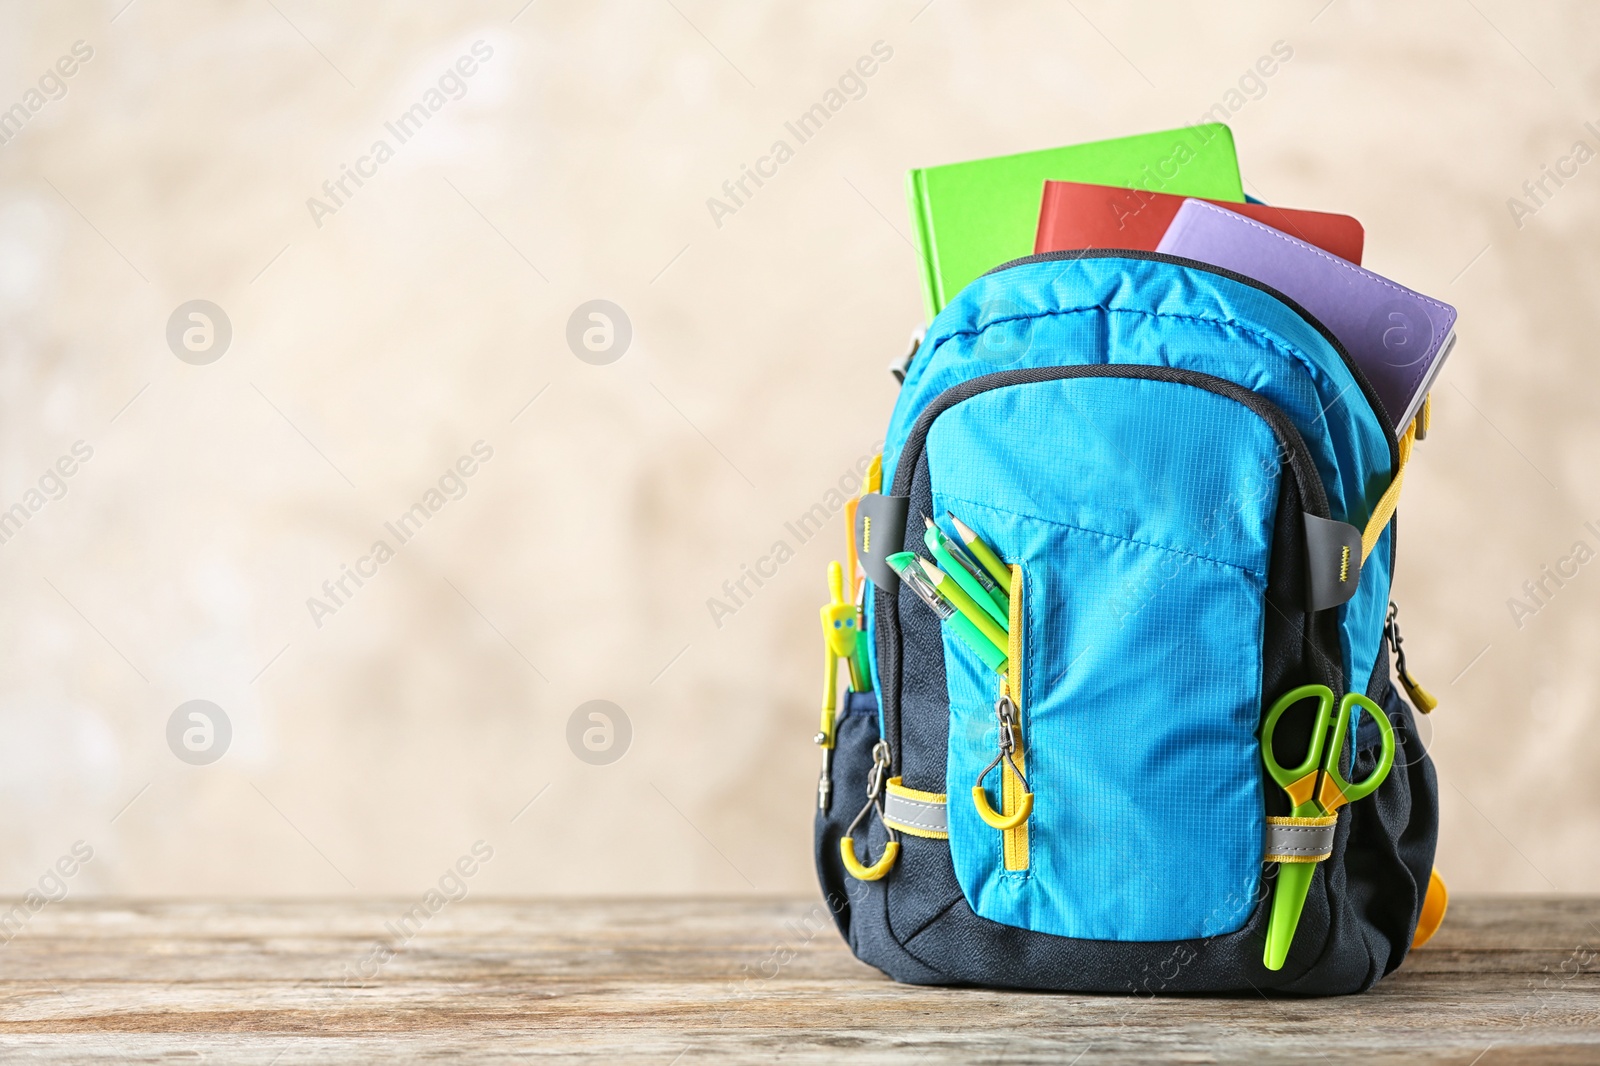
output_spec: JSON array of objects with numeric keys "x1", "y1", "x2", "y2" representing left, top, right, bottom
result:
[{"x1": 1156, "y1": 199, "x2": 1456, "y2": 431}]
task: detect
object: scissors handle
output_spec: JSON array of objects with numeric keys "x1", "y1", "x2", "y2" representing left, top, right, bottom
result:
[
  {"x1": 1318, "y1": 693, "x2": 1396, "y2": 813},
  {"x1": 1260, "y1": 688, "x2": 1397, "y2": 972},
  {"x1": 1261, "y1": 684, "x2": 1335, "y2": 815}
]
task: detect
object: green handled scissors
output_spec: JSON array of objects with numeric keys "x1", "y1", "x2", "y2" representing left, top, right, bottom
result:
[{"x1": 1260, "y1": 684, "x2": 1396, "y2": 971}]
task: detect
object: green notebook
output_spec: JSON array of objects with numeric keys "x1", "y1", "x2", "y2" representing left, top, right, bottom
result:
[{"x1": 906, "y1": 124, "x2": 1245, "y2": 319}]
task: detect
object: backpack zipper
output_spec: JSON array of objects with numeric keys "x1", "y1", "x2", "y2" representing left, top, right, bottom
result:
[
  {"x1": 907, "y1": 249, "x2": 1402, "y2": 479},
  {"x1": 877, "y1": 364, "x2": 1338, "y2": 776}
]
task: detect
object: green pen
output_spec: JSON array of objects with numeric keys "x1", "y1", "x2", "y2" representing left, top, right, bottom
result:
[
  {"x1": 888, "y1": 552, "x2": 1007, "y2": 673},
  {"x1": 948, "y1": 512, "x2": 1012, "y2": 591},
  {"x1": 924, "y1": 516, "x2": 1008, "y2": 628},
  {"x1": 850, "y1": 588, "x2": 873, "y2": 693},
  {"x1": 916, "y1": 557, "x2": 1010, "y2": 653}
]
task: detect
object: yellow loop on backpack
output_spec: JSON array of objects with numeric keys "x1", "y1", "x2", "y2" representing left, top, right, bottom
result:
[
  {"x1": 972, "y1": 785, "x2": 1033, "y2": 830},
  {"x1": 840, "y1": 836, "x2": 899, "y2": 881}
]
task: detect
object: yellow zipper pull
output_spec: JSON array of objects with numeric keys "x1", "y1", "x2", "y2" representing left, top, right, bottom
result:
[{"x1": 1387, "y1": 603, "x2": 1437, "y2": 714}]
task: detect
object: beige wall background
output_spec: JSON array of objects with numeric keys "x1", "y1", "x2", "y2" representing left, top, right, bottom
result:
[{"x1": 0, "y1": 0, "x2": 1594, "y2": 900}]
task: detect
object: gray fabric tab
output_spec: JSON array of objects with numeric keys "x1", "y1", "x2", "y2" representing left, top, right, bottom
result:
[
  {"x1": 883, "y1": 789, "x2": 947, "y2": 836},
  {"x1": 1265, "y1": 819, "x2": 1336, "y2": 860},
  {"x1": 856, "y1": 493, "x2": 910, "y2": 592},
  {"x1": 1303, "y1": 513, "x2": 1363, "y2": 612}
]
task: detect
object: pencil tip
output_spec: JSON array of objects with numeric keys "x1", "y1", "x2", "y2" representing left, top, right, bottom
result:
[{"x1": 922, "y1": 514, "x2": 935, "y2": 529}]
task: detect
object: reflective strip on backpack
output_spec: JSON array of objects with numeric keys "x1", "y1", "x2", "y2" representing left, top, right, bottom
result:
[
  {"x1": 1264, "y1": 815, "x2": 1337, "y2": 863},
  {"x1": 883, "y1": 778, "x2": 948, "y2": 839}
]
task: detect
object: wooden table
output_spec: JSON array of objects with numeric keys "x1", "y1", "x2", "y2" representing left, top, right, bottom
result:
[{"x1": 0, "y1": 897, "x2": 1594, "y2": 1063}]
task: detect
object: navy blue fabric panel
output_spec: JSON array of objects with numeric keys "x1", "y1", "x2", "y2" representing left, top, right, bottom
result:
[
  {"x1": 849, "y1": 813, "x2": 950, "y2": 986},
  {"x1": 813, "y1": 698, "x2": 879, "y2": 942},
  {"x1": 1359, "y1": 639, "x2": 1437, "y2": 977},
  {"x1": 900, "y1": 890, "x2": 1280, "y2": 994},
  {"x1": 894, "y1": 454, "x2": 952, "y2": 796},
  {"x1": 816, "y1": 704, "x2": 950, "y2": 985}
]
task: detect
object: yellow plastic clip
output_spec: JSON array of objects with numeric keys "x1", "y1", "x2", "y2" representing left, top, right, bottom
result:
[
  {"x1": 971, "y1": 786, "x2": 1033, "y2": 830},
  {"x1": 840, "y1": 837, "x2": 900, "y2": 881},
  {"x1": 840, "y1": 740, "x2": 899, "y2": 881},
  {"x1": 972, "y1": 692, "x2": 1033, "y2": 831},
  {"x1": 1400, "y1": 675, "x2": 1438, "y2": 714}
]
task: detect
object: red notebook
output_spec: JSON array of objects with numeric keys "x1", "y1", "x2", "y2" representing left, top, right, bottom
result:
[{"x1": 1034, "y1": 180, "x2": 1365, "y2": 264}]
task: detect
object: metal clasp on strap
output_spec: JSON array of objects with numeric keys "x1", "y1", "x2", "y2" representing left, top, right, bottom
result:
[
  {"x1": 1386, "y1": 601, "x2": 1438, "y2": 713},
  {"x1": 972, "y1": 694, "x2": 1034, "y2": 831},
  {"x1": 888, "y1": 326, "x2": 924, "y2": 384},
  {"x1": 840, "y1": 741, "x2": 900, "y2": 881}
]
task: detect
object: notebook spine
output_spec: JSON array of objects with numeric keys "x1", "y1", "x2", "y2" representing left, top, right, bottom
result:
[
  {"x1": 1033, "y1": 186, "x2": 1060, "y2": 255},
  {"x1": 906, "y1": 168, "x2": 940, "y2": 323}
]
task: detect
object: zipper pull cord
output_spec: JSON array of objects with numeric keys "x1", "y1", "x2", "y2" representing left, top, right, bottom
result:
[
  {"x1": 1386, "y1": 602, "x2": 1438, "y2": 714},
  {"x1": 840, "y1": 741, "x2": 899, "y2": 881},
  {"x1": 972, "y1": 694, "x2": 1034, "y2": 831}
]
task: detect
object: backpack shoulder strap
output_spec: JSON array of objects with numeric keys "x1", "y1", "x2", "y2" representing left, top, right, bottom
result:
[{"x1": 1361, "y1": 397, "x2": 1429, "y2": 562}]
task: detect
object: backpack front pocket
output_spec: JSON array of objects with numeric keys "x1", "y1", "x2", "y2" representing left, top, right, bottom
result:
[{"x1": 908, "y1": 368, "x2": 1317, "y2": 943}]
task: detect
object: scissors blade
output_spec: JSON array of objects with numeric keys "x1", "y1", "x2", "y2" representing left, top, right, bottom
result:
[{"x1": 1265, "y1": 862, "x2": 1316, "y2": 970}]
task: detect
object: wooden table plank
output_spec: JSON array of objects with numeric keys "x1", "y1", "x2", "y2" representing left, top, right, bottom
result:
[{"x1": 0, "y1": 897, "x2": 1595, "y2": 1063}]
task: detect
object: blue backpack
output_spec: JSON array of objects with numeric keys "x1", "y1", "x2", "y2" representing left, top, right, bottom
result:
[{"x1": 813, "y1": 251, "x2": 1441, "y2": 995}]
